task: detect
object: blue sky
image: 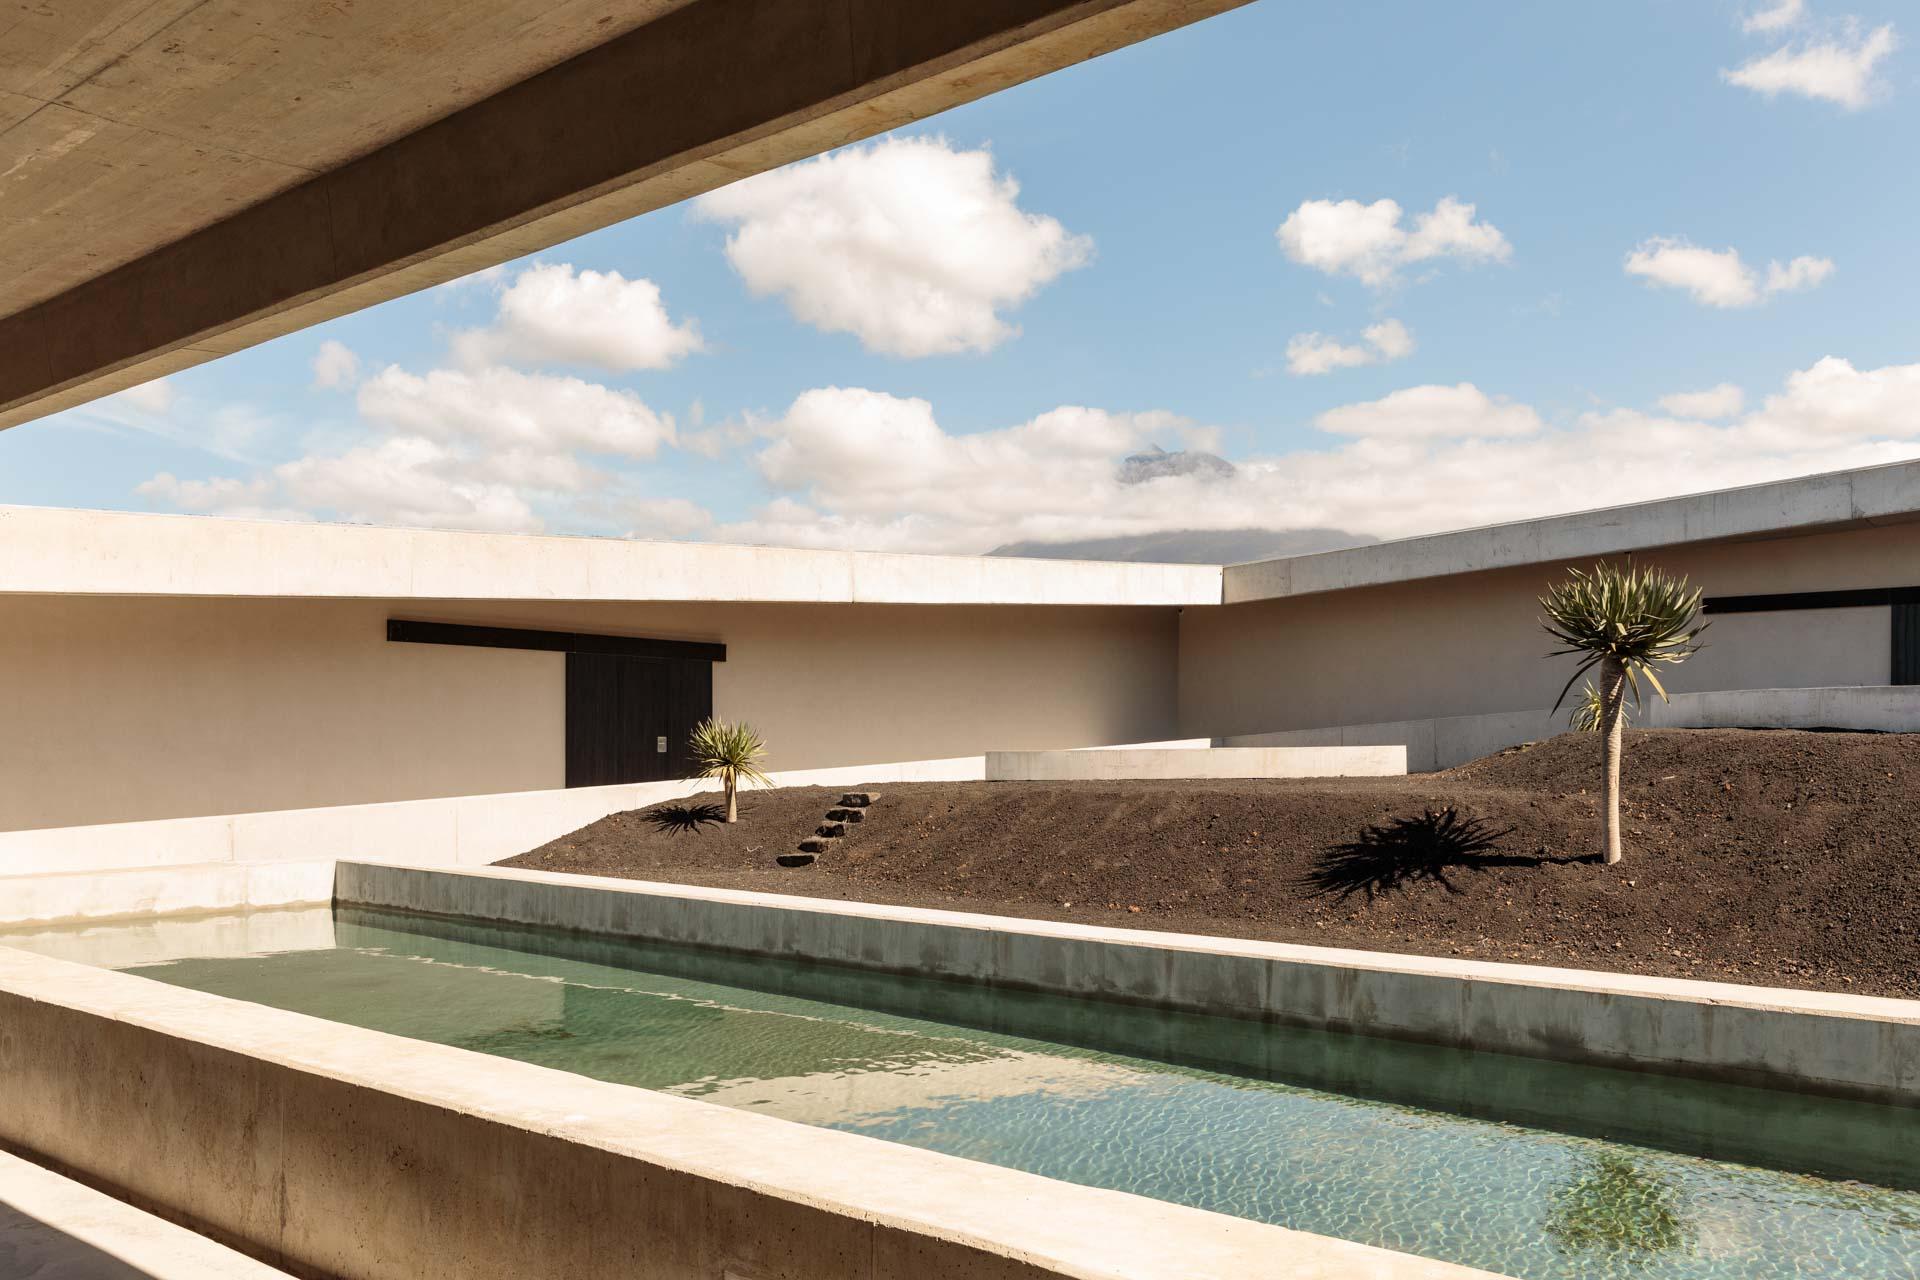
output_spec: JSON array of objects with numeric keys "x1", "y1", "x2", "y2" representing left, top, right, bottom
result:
[{"x1": 6, "y1": 0, "x2": 1916, "y2": 552}]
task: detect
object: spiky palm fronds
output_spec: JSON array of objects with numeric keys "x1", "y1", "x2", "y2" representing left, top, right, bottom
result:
[
  {"x1": 1541, "y1": 562, "x2": 1707, "y2": 713},
  {"x1": 1568, "y1": 679, "x2": 1632, "y2": 733},
  {"x1": 687, "y1": 718, "x2": 771, "y2": 821}
]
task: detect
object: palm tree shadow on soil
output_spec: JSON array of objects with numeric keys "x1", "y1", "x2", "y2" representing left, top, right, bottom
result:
[
  {"x1": 1302, "y1": 807, "x2": 1593, "y2": 902},
  {"x1": 644, "y1": 801, "x2": 728, "y2": 836}
]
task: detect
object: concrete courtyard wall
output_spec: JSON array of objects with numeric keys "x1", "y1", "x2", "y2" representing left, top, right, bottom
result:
[
  {"x1": 1179, "y1": 520, "x2": 1920, "y2": 741},
  {"x1": 0, "y1": 595, "x2": 1180, "y2": 832}
]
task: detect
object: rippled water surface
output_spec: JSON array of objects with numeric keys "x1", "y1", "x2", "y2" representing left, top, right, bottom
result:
[{"x1": 9, "y1": 906, "x2": 1920, "y2": 1280}]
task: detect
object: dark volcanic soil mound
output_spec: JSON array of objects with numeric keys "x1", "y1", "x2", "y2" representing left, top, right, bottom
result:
[{"x1": 499, "y1": 729, "x2": 1920, "y2": 998}]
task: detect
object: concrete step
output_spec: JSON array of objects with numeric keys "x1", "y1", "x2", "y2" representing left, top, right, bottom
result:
[
  {"x1": 0, "y1": 1150, "x2": 293, "y2": 1278},
  {"x1": 837, "y1": 792, "x2": 881, "y2": 808}
]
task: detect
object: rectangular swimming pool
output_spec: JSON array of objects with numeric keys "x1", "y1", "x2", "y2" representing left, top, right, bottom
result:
[{"x1": 7, "y1": 904, "x2": 1918, "y2": 1280}]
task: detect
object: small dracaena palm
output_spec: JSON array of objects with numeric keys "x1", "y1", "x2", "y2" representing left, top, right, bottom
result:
[
  {"x1": 1541, "y1": 562, "x2": 1706, "y2": 865},
  {"x1": 1568, "y1": 680, "x2": 1629, "y2": 735},
  {"x1": 687, "y1": 717, "x2": 772, "y2": 823}
]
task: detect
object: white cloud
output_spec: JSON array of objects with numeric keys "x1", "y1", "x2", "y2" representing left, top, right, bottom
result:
[
  {"x1": 112, "y1": 378, "x2": 176, "y2": 413},
  {"x1": 1623, "y1": 237, "x2": 1834, "y2": 307},
  {"x1": 1285, "y1": 319, "x2": 1415, "y2": 376},
  {"x1": 311, "y1": 340, "x2": 360, "y2": 390},
  {"x1": 273, "y1": 437, "x2": 541, "y2": 532},
  {"x1": 1745, "y1": 355, "x2": 1920, "y2": 442},
  {"x1": 1766, "y1": 254, "x2": 1836, "y2": 294},
  {"x1": 693, "y1": 135, "x2": 1091, "y2": 356},
  {"x1": 625, "y1": 497, "x2": 718, "y2": 540},
  {"x1": 135, "y1": 473, "x2": 306, "y2": 523},
  {"x1": 1724, "y1": 22, "x2": 1898, "y2": 109},
  {"x1": 1658, "y1": 384, "x2": 1746, "y2": 418},
  {"x1": 139, "y1": 364, "x2": 675, "y2": 533},
  {"x1": 452, "y1": 264, "x2": 702, "y2": 372},
  {"x1": 685, "y1": 356, "x2": 1920, "y2": 554},
  {"x1": 1314, "y1": 383, "x2": 1541, "y2": 440},
  {"x1": 357, "y1": 365, "x2": 675, "y2": 464},
  {"x1": 1743, "y1": 0, "x2": 1805, "y2": 34},
  {"x1": 1276, "y1": 196, "x2": 1510, "y2": 288},
  {"x1": 137, "y1": 254, "x2": 703, "y2": 536}
]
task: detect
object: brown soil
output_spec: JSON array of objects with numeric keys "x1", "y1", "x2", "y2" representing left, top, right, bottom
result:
[{"x1": 499, "y1": 729, "x2": 1920, "y2": 999}]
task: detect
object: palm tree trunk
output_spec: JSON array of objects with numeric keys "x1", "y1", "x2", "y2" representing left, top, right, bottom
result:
[
  {"x1": 1599, "y1": 656, "x2": 1627, "y2": 865},
  {"x1": 725, "y1": 772, "x2": 738, "y2": 823}
]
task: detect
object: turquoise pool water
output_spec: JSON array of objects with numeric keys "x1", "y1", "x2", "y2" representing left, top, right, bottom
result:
[{"x1": 8, "y1": 906, "x2": 1919, "y2": 1279}]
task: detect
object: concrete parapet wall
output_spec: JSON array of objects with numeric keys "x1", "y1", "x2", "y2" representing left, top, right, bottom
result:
[
  {"x1": 0, "y1": 862, "x2": 334, "y2": 928},
  {"x1": 0, "y1": 945, "x2": 1498, "y2": 1280},
  {"x1": 1226, "y1": 685, "x2": 1920, "y2": 771},
  {"x1": 0, "y1": 756, "x2": 987, "y2": 880},
  {"x1": 985, "y1": 745, "x2": 1406, "y2": 780},
  {"x1": 0, "y1": 1150, "x2": 293, "y2": 1279},
  {"x1": 337, "y1": 864, "x2": 1920, "y2": 1107}
]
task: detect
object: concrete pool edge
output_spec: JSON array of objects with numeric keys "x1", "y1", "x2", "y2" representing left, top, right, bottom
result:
[
  {"x1": 0, "y1": 945, "x2": 1501, "y2": 1280},
  {"x1": 335, "y1": 861, "x2": 1920, "y2": 1107}
]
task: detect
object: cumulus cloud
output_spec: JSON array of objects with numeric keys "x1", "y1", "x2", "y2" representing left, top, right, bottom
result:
[
  {"x1": 139, "y1": 362, "x2": 676, "y2": 534},
  {"x1": 311, "y1": 340, "x2": 360, "y2": 390},
  {"x1": 1624, "y1": 237, "x2": 1834, "y2": 307},
  {"x1": 357, "y1": 365, "x2": 674, "y2": 464},
  {"x1": 1658, "y1": 384, "x2": 1746, "y2": 418},
  {"x1": 1276, "y1": 197, "x2": 1509, "y2": 288},
  {"x1": 1285, "y1": 319, "x2": 1415, "y2": 375},
  {"x1": 139, "y1": 251, "x2": 701, "y2": 534},
  {"x1": 112, "y1": 378, "x2": 176, "y2": 413},
  {"x1": 672, "y1": 356, "x2": 1920, "y2": 554},
  {"x1": 1724, "y1": 21, "x2": 1898, "y2": 109},
  {"x1": 1743, "y1": 0, "x2": 1806, "y2": 34},
  {"x1": 1314, "y1": 383, "x2": 1541, "y2": 440},
  {"x1": 693, "y1": 135, "x2": 1091, "y2": 356},
  {"x1": 451, "y1": 264, "x2": 703, "y2": 372}
]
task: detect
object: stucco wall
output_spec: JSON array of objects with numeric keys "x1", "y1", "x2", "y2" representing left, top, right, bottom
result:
[
  {"x1": 1179, "y1": 521, "x2": 1920, "y2": 740},
  {"x1": 0, "y1": 596, "x2": 1179, "y2": 832}
]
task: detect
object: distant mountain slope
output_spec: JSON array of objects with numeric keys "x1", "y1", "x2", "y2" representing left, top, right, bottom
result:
[{"x1": 986, "y1": 527, "x2": 1377, "y2": 565}]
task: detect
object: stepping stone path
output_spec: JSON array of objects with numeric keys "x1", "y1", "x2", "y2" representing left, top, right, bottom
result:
[{"x1": 777, "y1": 792, "x2": 880, "y2": 867}]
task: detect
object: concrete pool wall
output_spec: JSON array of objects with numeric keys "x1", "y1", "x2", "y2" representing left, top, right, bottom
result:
[
  {"x1": 0, "y1": 944, "x2": 1500, "y2": 1280},
  {"x1": 336, "y1": 862, "x2": 1920, "y2": 1107}
]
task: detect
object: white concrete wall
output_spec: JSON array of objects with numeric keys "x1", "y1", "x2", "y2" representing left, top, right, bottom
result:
[
  {"x1": 1228, "y1": 686, "x2": 1920, "y2": 772},
  {"x1": 341, "y1": 863, "x2": 1920, "y2": 1106},
  {"x1": 985, "y1": 745, "x2": 1406, "y2": 780},
  {"x1": 1181, "y1": 520, "x2": 1920, "y2": 742},
  {"x1": 1223, "y1": 460, "x2": 1920, "y2": 602},
  {"x1": 0, "y1": 505, "x2": 1222, "y2": 606},
  {"x1": 0, "y1": 594, "x2": 1180, "y2": 832},
  {"x1": 0, "y1": 756, "x2": 988, "y2": 880}
]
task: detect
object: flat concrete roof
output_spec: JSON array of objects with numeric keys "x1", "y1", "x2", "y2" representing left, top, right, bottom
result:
[
  {"x1": 6, "y1": 461, "x2": 1918, "y2": 608},
  {"x1": 0, "y1": 505, "x2": 1222, "y2": 607},
  {"x1": 0, "y1": 0, "x2": 1251, "y2": 431},
  {"x1": 1223, "y1": 459, "x2": 1920, "y2": 604}
]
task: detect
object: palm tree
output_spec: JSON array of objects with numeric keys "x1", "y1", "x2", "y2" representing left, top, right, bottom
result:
[
  {"x1": 1541, "y1": 562, "x2": 1706, "y2": 864},
  {"x1": 687, "y1": 718, "x2": 772, "y2": 823},
  {"x1": 1568, "y1": 679, "x2": 1627, "y2": 734}
]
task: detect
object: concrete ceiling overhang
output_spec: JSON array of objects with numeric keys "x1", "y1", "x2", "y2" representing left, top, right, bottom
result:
[{"x1": 0, "y1": 0, "x2": 1251, "y2": 431}]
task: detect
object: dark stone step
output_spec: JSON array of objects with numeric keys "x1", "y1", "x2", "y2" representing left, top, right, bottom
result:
[
  {"x1": 824, "y1": 808, "x2": 865, "y2": 823},
  {"x1": 797, "y1": 836, "x2": 834, "y2": 854},
  {"x1": 838, "y1": 792, "x2": 880, "y2": 808},
  {"x1": 775, "y1": 852, "x2": 815, "y2": 868},
  {"x1": 816, "y1": 821, "x2": 847, "y2": 838}
]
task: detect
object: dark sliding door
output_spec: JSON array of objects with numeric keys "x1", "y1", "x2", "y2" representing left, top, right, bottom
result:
[
  {"x1": 1895, "y1": 602, "x2": 1920, "y2": 686},
  {"x1": 564, "y1": 653, "x2": 713, "y2": 787}
]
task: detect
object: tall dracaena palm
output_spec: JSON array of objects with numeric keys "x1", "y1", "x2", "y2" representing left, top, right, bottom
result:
[
  {"x1": 687, "y1": 717, "x2": 772, "y2": 823},
  {"x1": 1541, "y1": 563, "x2": 1706, "y2": 864}
]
